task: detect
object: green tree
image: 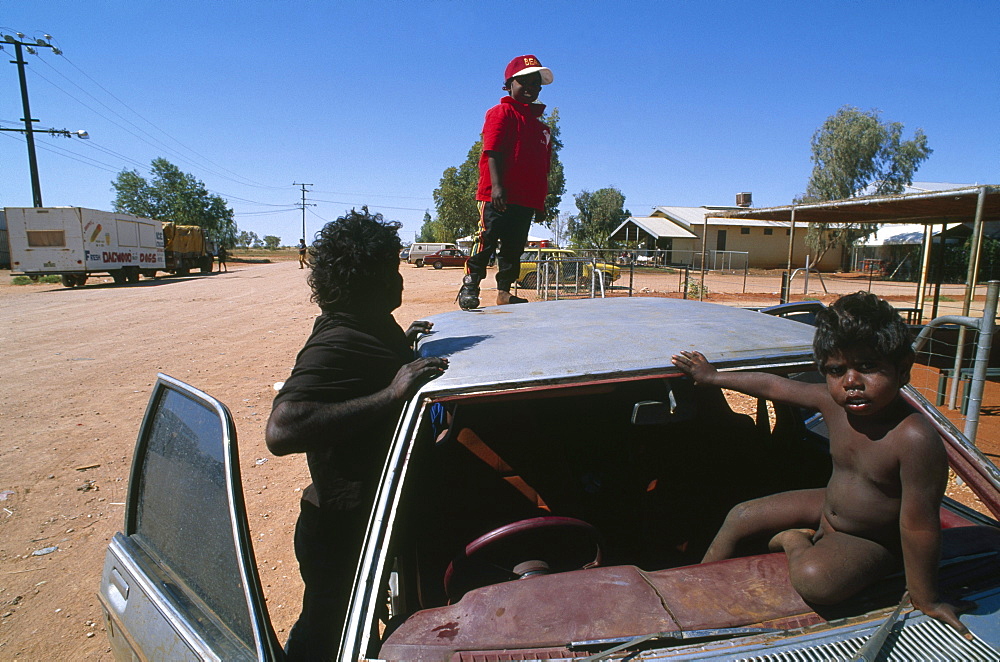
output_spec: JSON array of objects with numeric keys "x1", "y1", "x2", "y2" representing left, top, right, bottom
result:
[
  {"x1": 417, "y1": 210, "x2": 438, "y2": 243},
  {"x1": 432, "y1": 141, "x2": 482, "y2": 242},
  {"x1": 798, "y1": 106, "x2": 932, "y2": 260},
  {"x1": 263, "y1": 235, "x2": 281, "y2": 250},
  {"x1": 235, "y1": 230, "x2": 260, "y2": 249},
  {"x1": 540, "y1": 108, "x2": 566, "y2": 228},
  {"x1": 431, "y1": 107, "x2": 566, "y2": 239},
  {"x1": 111, "y1": 158, "x2": 237, "y2": 243},
  {"x1": 567, "y1": 187, "x2": 630, "y2": 250}
]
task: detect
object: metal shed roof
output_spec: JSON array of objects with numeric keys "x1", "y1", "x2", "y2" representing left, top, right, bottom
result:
[{"x1": 710, "y1": 186, "x2": 1000, "y2": 225}]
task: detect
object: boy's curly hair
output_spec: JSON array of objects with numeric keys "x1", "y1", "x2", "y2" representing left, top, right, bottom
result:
[
  {"x1": 307, "y1": 208, "x2": 402, "y2": 311},
  {"x1": 813, "y1": 291, "x2": 913, "y2": 371}
]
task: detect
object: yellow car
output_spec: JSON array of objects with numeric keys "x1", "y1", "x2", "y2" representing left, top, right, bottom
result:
[{"x1": 517, "y1": 248, "x2": 621, "y2": 288}]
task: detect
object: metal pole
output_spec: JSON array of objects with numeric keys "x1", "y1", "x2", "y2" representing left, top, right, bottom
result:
[
  {"x1": 916, "y1": 223, "x2": 933, "y2": 319},
  {"x1": 699, "y1": 213, "x2": 708, "y2": 301},
  {"x1": 963, "y1": 280, "x2": 1000, "y2": 443},
  {"x1": 11, "y1": 41, "x2": 43, "y2": 207},
  {"x1": 785, "y1": 207, "x2": 796, "y2": 274},
  {"x1": 969, "y1": 186, "x2": 989, "y2": 293},
  {"x1": 293, "y1": 182, "x2": 313, "y2": 241},
  {"x1": 932, "y1": 223, "x2": 946, "y2": 319},
  {"x1": 949, "y1": 187, "x2": 988, "y2": 409},
  {"x1": 628, "y1": 257, "x2": 634, "y2": 297}
]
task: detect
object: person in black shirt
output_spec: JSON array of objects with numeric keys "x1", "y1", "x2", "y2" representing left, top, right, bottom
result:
[
  {"x1": 266, "y1": 209, "x2": 448, "y2": 660},
  {"x1": 298, "y1": 238, "x2": 309, "y2": 268},
  {"x1": 216, "y1": 243, "x2": 228, "y2": 272}
]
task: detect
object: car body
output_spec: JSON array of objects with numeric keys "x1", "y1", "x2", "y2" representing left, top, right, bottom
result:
[
  {"x1": 518, "y1": 247, "x2": 621, "y2": 288},
  {"x1": 423, "y1": 248, "x2": 469, "y2": 269},
  {"x1": 100, "y1": 298, "x2": 1000, "y2": 661},
  {"x1": 407, "y1": 242, "x2": 459, "y2": 267}
]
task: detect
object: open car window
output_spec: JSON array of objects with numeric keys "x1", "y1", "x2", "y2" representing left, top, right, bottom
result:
[
  {"x1": 347, "y1": 367, "x2": 1000, "y2": 661},
  {"x1": 349, "y1": 371, "x2": 826, "y2": 657},
  {"x1": 100, "y1": 374, "x2": 281, "y2": 661}
]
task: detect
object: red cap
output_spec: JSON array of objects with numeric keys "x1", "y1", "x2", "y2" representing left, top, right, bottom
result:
[{"x1": 504, "y1": 55, "x2": 553, "y2": 85}]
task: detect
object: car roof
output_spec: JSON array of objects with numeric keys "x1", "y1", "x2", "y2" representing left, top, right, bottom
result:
[{"x1": 415, "y1": 297, "x2": 817, "y2": 395}]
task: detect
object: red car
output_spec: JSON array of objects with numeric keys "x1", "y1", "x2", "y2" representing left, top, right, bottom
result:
[{"x1": 424, "y1": 249, "x2": 469, "y2": 269}]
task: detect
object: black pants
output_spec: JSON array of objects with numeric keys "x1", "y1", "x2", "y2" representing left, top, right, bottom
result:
[
  {"x1": 465, "y1": 202, "x2": 534, "y2": 291},
  {"x1": 284, "y1": 499, "x2": 366, "y2": 661}
]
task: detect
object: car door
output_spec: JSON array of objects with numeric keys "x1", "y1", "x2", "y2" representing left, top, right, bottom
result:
[{"x1": 99, "y1": 374, "x2": 283, "y2": 661}]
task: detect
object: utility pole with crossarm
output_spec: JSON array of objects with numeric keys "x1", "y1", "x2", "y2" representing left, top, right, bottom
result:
[
  {"x1": 293, "y1": 182, "x2": 315, "y2": 242},
  {"x1": 1, "y1": 32, "x2": 87, "y2": 207}
]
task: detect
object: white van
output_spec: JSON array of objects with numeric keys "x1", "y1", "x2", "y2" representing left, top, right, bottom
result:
[{"x1": 407, "y1": 242, "x2": 459, "y2": 267}]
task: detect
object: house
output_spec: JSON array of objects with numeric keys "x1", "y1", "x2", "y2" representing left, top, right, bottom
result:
[{"x1": 610, "y1": 205, "x2": 844, "y2": 271}]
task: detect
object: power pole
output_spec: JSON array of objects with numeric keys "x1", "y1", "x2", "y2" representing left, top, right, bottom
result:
[
  {"x1": 2, "y1": 32, "x2": 64, "y2": 207},
  {"x1": 292, "y1": 182, "x2": 315, "y2": 241}
]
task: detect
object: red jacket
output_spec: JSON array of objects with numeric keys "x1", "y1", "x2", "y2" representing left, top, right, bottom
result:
[{"x1": 477, "y1": 97, "x2": 552, "y2": 211}]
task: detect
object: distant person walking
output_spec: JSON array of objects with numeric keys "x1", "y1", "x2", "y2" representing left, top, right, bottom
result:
[
  {"x1": 216, "y1": 244, "x2": 228, "y2": 272},
  {"x1": 457, "y1": 54, "x2": 554, "y2": 309},
  {"x1": 298, "y1": 239, "x2": 309, "y2": 269}
]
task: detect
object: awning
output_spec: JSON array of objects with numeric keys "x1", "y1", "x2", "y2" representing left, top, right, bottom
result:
[{"x1": 709, "y1": 186, "x2": 1000, "y2": 225}]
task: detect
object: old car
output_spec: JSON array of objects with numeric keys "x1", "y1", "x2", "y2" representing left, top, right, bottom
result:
[
  {"x1": 423, "y1": 248, "x2": 469, "y2": 270},
  {"x1": 99, "y1": 297, "x2": 1000, "y2": 660},
  {"x1": 517, "y1": 247, "x2": 621, "y2": 289}
]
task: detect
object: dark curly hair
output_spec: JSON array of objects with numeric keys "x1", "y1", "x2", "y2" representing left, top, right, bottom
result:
[
  {"x1": 813, "y1": 291, "x2": 913, "y2": 372},
  {"x1": 307, "y1": 208, "x2": 402, "y2": 312}
]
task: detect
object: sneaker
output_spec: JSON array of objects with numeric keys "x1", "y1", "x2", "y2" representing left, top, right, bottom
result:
[
  {"x1": 457, "y1": 275, "x2": 480, "y2": 310},
  {"x1": 497, "y1": 291, "x2": 528, "y2": 305}
]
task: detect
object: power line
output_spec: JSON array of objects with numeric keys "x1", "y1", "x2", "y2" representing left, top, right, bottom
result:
[
  {"x1": 310, "y1": 197, "x2": 430, "y2": 212},
  {"x1": 310, "y1": 188, "x2": 433, "y2": 202},
  {"x1": 46, "y1": 52, "x2": 288, "y2": 191},
  {"x1": 2, "y1": 131, "x2": 123, "y2": 174},
  {"x1": 28, "y1": 57, "x2": 280, "y2": 191},
  {"x1": 235, "y1": 208, "x2": 301, "y2": 216}
]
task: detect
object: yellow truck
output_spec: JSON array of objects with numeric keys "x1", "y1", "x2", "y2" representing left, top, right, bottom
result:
[{"x1": 162, "y1": 222, "x2": 214, "y2": 276}]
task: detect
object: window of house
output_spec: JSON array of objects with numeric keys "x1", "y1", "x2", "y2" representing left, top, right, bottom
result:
[
  {"x1": 764, "y1": 228, "x2": 773, "y2": 236},
  {"x1": 740, "y1": 228, "x2": 750, "y2": 235}
]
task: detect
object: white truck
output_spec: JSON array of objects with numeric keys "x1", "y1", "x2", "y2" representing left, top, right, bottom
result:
[
  {"x1": 4, "y1": 206, "x2": 209, "y2": 287},
  {"x1": 407, "y1": 242, "x2": 460, "y2": 267}
]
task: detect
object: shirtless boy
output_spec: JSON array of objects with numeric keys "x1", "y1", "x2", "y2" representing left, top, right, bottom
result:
[{"x1": 671, "y1": 292, "x2": 968, "y2": 634}]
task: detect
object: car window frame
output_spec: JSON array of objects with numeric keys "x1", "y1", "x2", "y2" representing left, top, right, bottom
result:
[{"x1": 121, "y1": 374, "x2": 282, "y2": 661}]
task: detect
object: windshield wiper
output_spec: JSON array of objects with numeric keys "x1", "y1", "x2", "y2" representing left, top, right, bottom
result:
[{"x1": 571, "y1": 626, "x2": 781, "y2": 661}]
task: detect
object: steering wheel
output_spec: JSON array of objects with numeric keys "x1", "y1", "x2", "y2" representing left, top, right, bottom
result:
[{"x1": 443, "y1": 516, "x2": 603, "y2": 601}]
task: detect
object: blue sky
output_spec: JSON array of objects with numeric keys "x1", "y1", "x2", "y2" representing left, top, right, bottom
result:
[{"x1": 2, "y1": 1, "x2": 998, "y2": 245}]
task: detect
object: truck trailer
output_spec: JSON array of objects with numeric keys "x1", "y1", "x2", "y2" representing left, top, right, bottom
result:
[{"x1": 5, "y1": 207, "x2": 213, "y2": 287}]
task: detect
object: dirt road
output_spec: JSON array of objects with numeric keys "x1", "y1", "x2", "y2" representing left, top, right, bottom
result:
[
  {"x1": 0, "y1": 261, "x2": 994, "y2": 659},
  {"x1": 0, "y1": 261, "x2": 468, "y2": 660}
]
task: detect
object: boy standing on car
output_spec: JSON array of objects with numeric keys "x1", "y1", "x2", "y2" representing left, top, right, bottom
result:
[
  {"x1": 457, "y1": 54, "x2": 554, "y2": 309},
  {"x1": 266, "y1": 210, "x2": 448, "y2": 660}
]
